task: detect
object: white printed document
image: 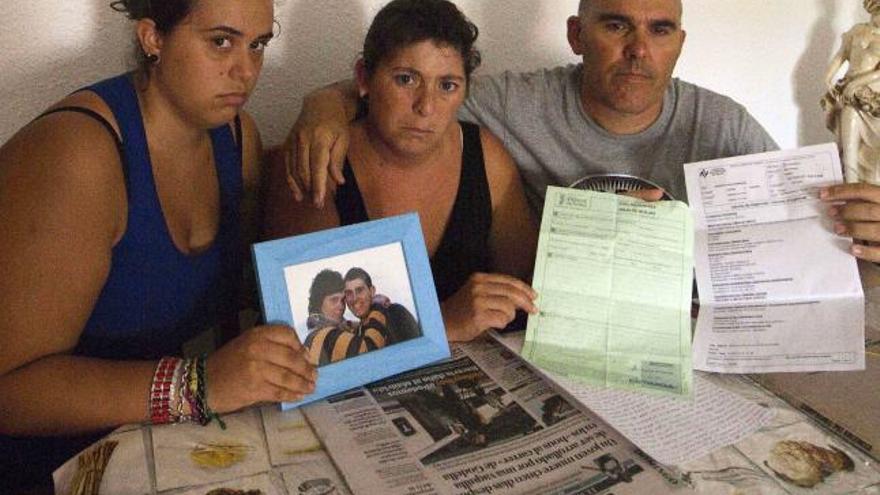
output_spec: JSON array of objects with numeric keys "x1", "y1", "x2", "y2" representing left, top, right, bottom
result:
[{"x1": 684, "y1": 143, "x2": 865, "y2": 373}]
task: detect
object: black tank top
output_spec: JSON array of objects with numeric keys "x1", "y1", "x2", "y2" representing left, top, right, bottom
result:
[{"x1": 335, "y1": 121, "x2": 492, "y2": 301}]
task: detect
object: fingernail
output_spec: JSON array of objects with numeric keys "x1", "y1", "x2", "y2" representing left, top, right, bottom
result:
[
  {"x1": 819, "y1": 188, "x2": 829, "y2": 200},
  {"x1": 834, "y1": 223, "x2": 847, "y2": 235},
  {"x1": 852, "y1": 245, "x2": 863, "y2": 256},
  {"x1": 828, "y1": 207, "x2": 839, "y2": 218}
]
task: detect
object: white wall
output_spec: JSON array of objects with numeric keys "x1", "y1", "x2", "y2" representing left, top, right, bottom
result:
[{"x1": 0, "y1": 0, "x2": 866, "y2": 149}]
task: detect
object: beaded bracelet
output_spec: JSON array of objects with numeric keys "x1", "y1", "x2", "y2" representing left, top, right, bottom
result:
[
  {"x1": 176, "y1": 358, "x2": 194, "y2": 424},
  {"x1": 149, "y1": 357, "x2": 183, "y2": 425},
  {"x1": 148, "y1": 354, "x2": 225, "y2": 429},
  {"x1": 182, "y1": 357, "x2": 199, "y2": 423},
  {"x1": 192, "y1": 355, "x2": 225, "y2": 429}
]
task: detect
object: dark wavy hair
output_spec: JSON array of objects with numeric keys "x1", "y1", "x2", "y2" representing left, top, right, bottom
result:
[
  {"x1": 362, "y1": 0, "x2": 481, "y2": 84},
  {"x1": 308, "y1": 270, "x2": 345, "y2": 315},
  {"x1": 110, "y1": 0, "x2": 198, "y2": 32},
  {"x1": 343, "y1": 267, "x2": 373, "y2": 288},
  {"x1": 110, "y1": 0, "x2": 198, "y2": 73}
]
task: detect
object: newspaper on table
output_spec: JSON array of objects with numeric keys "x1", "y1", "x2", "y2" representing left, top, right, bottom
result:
[
  {"x1": 683, "y1": 143, "x2": 865, "y2": 373},
  {"x1": 303, "y1": 338, "x2": 684, "y2": 495},
  {"x1": 522, "y1": 186, "x2": 694, "y2": 397},
  {"x1": 495, "y1": 330, "x2": 774, "y2": 466}
]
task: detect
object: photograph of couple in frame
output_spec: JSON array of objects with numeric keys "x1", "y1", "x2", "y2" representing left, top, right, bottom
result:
[{"x1": 253, "y1": 214, "x2": 450, "y2": 410}]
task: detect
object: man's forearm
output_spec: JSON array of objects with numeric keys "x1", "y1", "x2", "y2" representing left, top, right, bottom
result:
[{"x1": 303, "y1": 79, "x2": 359, "y2": 123}]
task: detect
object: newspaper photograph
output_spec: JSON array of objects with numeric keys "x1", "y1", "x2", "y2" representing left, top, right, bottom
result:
[{"x1": 303, "y1": 338, "x2": 682, "y2": 495}]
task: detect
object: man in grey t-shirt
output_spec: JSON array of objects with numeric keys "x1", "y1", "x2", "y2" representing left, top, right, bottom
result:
[
  {"x1": 461, "y1": 64, "x2": 776, "y2": 210},
  {"x1": 457, "y1": 0, "x2": 776, "y2": 210},
  {"x1": 287, "y1": 0, "x2": 777, "y2": 210}
]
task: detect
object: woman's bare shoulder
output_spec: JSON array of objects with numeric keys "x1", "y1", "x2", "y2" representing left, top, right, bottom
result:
[
  {"x1": 0, "y1": 90, "x2": 128, "y2": 242},
  {"x1": 477, "y1": 126, "x2": 520, "y2": 195},
  {"x1": 237, "y1": 110, "x2": 263, "y2": 185},
  {"x1": 0, "y1": 90, "x2": 129, "y2": 377}
]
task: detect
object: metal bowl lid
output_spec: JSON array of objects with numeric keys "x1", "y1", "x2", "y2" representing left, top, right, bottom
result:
[{"x1": 568, "y1": 174, "x2": 674, "y2": 201}]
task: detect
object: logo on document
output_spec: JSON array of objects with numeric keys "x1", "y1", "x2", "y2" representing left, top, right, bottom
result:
[{"x1": 699, "y1": 168, "x2": 725, "y2": 178}]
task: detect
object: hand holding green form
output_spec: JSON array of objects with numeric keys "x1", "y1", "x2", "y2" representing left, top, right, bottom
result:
[{"x1": 522, "y1": 187, "x2": 694, "y2": 397}]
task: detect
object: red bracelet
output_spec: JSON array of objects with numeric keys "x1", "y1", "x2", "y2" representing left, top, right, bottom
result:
[{"x1": 149, "y1": 357, "x2": 182, "y2": 425}]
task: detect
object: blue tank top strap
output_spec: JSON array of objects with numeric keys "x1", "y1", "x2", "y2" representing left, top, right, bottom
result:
[
  {"x1": 430, "y1": 121, "x2": 491, "y2": 300},
  {"x1": 83, "y1": 73, "x2": 242, "y2": 256},
  {"x1": 76, "y1": 73, "x2": 242, "y2": 360},
  {"x1": 85, "y1": 76, "x2": 146, "y2": 178},
  {"x1": 209, "y1": 116, "x2": 243, "y2": 308},
  {"x1": 85, "y1": 74, "x2": 159, "y2": 240},
  {"x1": 83, "y1": 75, "x2": 239, "y2": 238},
  {"x1": 212, "y1": 115, "x2": 244, "y2": 227},
  {"x1": 336, "y1": 158, "x2": 369, "y2": 225}
]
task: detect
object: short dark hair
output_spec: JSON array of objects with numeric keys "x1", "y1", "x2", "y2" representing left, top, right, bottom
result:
[
  {"x1": 110, "y1": 0, "x2": 199, "y2": 74},
  {"x1": 308, "y1": 269, "x2": 345, "y2": 314},
  {"x1": 344, "y1": 267, "x2": 373, "y2": 288},
  {"x1": 578, "y1": 0, "x2": 683, "y2": 18},
  {"x1": 362, "y1": 0, "x2": 481, "y2": 84}
]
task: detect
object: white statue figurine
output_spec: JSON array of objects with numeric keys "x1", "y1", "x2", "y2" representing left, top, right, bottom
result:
[{"x1": 823, "y1": 0, "x2": 880, "y2": 184}]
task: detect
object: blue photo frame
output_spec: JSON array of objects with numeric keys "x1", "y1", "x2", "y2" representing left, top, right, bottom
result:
[{"x1": 252, "y1": 213, "x2": 450, "y2": 410}]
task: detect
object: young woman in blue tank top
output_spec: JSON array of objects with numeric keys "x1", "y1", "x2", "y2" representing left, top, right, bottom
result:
[
  {"x1": 0, "y1": 0, "x2": 316, "y2": 490},
  {"x1": 263, "y1": 0, "x2": 539, "y2": 343}
]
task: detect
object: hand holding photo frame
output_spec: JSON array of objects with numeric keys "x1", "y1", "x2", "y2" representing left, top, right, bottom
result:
[{"x1": 252, "y1": 213, "x2": 450, "y2": 410}]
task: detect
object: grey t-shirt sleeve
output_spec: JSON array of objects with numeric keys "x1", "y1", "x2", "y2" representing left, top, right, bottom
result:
[
  {"x1": 459, "y1": 73, "x2": 509, "y2": 134},
  {"x1": 735, "y1": 107, "x2": 779, "y2": 154},
  {"x1": 687, "y1": 81, "x2": 781, "y2": 160}
]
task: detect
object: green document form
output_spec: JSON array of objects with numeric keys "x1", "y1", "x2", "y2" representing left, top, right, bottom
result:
[{"x1": 522, "y1": 186, "x2": 694, "y2": 397}]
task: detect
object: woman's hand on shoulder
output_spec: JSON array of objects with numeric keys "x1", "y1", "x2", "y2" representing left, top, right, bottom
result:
[
  {"x1": 262, "y1": 137, "x2": 342, "y2": 241},
  {"x1": 283, "y1": 81, "x2": 358, "y2": 206},
  {"x1": 441, "y1": 273, "x2": 537, "y2": 342},
  {"x1": 206, "y1": 324, "x2": 317, "y2": 412}
]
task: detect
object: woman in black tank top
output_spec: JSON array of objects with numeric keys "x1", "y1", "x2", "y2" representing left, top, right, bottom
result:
[{"x1": 264, "y1": 0, "x2": 538, "y2": 343}]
